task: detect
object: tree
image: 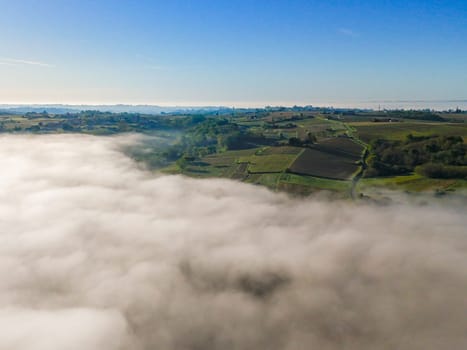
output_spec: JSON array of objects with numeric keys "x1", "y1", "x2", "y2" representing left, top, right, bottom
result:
[
  {"x1": 288, "y1": 137, "x2": 302, "y2": 147},
  {"x1": 306, "y1": 132, "x2": 317, "y2": 144},
  {"x1": 176, "y1": 157, "x2": 188, "y2": 170}
]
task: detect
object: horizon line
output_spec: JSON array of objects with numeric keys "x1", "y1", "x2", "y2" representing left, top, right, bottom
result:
[{"x1": 0, "y1": 99, "x2": 466, "y2": 109}]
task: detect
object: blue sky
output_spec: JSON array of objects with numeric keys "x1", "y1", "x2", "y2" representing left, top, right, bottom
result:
[{"x1": 0, "y1": 0, "x2": 466, "y2": 107}]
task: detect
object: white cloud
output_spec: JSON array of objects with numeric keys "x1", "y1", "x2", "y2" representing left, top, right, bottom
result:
[
  {"x1": 0, "y1": 134, "x2": 465, "y2": 350},
  {"x1": 338, "y1": 28, "x2": 359, "y2": 37},
  {"x1": 0, "y1": 57, "x2": 54, "y2": 67}
]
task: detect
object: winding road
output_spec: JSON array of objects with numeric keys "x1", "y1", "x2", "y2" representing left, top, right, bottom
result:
[{"x1": 350, "y1": 148, "x2": 369, "y2": 199}]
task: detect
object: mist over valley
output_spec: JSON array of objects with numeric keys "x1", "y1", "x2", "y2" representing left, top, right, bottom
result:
[{"x1": 0, "y1": 134, "x2": 465, "y2": 349}]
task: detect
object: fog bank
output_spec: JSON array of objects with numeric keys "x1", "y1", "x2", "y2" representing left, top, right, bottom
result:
[{"x1": 0, "y1": 134, "x2": 466, "y2": 350}]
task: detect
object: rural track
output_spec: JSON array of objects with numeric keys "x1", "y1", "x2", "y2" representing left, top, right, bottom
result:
[
  {"x1": 350, "y1": 148, "x2": 369, "y2": 200},
  {"x1": 339, "y1": 120, "x2": 369, "y2": 200}
]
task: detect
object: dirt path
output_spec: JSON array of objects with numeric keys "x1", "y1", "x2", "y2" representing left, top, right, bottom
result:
[{"x1": 350, "y1": 148, "x2": 369, "y2": 199}]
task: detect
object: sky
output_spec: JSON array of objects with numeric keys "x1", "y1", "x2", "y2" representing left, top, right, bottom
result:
[{"x1": 0, "y1": 0, "x2": 466, "y2": 107}]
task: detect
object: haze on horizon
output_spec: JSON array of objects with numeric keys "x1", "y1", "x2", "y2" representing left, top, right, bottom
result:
[{"x1": 0, "y1": 0, "x2": 466, "y2": 107}]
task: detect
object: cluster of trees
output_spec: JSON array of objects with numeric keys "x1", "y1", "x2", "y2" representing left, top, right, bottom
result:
[
  {"x1": 416, "y1": 163, "x2": 467, "y2": 179},
  {"x1": 164, "y1": 118, "x2": 270, "y2": 164},
  {"x1": 60, "y1": 111, "x2": 206, "y2": 131},
  {"x1": 366, "y1": 134, "x2": 466, "y2": 178},
  {"x1": 288, "y1": 133, "x2": 317, "y2": 147},
  {"x1": 24, "y1": 111, "x2": 51, "y2": 119},
  {"x1": 386, "y1": 110, "x2": 445, "y2": 122},
  {"x1": 0, "y1": 112, "x2": 210, "y2": 134},
  {"x1": 263, "y1": 122, "x2": 297, "y2": 130}
]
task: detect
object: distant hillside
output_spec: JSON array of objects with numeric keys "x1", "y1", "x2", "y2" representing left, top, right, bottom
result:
[{"x1": 0, "y1": 104, "x2": 232, "y2": 115}]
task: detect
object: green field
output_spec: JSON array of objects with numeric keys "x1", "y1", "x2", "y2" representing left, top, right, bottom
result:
[
  {"x1": 278, "y1": 173, "x2": 350, "y2": 195},
  {"x1": 172, "y1": 144, "x2": 353, "y2": 196},
  {"x1": 240, "y1": 147, "x2": 301, "y2": 173},
  {"x1": 180, "y1": 146, "x2": 301, "y2": 178},
  {"x1": 358, "y1": 173, "x2": 467, "y2": 193},
  {"x1": 349, "y1": 121, "x2": 467, "y2": 143}
]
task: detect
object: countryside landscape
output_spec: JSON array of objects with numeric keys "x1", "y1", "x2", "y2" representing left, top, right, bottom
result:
[
  {"x1": 2, "y1": 106, "x2": 466, "y2": 199},
  {"x1": 1, "y1": 1, "x2": 466, "y2": 349}
]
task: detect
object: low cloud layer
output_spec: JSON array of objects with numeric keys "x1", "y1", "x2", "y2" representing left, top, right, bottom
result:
[{"x1": 0, "y1": 134, "x2": 465, "y2": 350}]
